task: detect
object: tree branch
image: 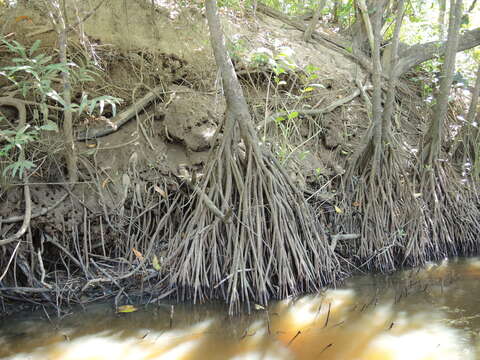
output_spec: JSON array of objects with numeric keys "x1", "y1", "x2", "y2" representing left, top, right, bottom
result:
[
  {"x1": 76, "y1": 86, "x2": 164, "y2": 141},
  {"x1": 396, "y1": 27, "x2": 480, "y2": 76}
]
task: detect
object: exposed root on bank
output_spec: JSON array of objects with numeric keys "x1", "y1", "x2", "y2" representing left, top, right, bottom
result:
[
  {"x1": 163, "y1": 0, "x2": 340, "y2": 314},
  {"x1": 165, "y1": 119, "x2": 340, "y2": 313},
  {"x1": 0, "y1": 170, "x2": 184, "y2": 310},
  {"x1": 419, "y1": 162, "x2": 480, "y2": 258},
  {"x1": 341, "y1": 130, "x2": 428, "y2": 271}
]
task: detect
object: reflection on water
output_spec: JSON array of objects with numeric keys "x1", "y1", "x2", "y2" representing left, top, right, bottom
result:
[{"x1": 1, "y1": 258, "x2": 480, "y2": 359}]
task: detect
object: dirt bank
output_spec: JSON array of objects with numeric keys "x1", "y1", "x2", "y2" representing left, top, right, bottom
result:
[{"x1": 0, "y1": 0, "x2": 475, "y2": 313}]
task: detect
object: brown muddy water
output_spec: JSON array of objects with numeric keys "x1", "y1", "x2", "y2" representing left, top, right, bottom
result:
[{"x1": 1, "y1": 258, "x2": 480, "y2": 359}]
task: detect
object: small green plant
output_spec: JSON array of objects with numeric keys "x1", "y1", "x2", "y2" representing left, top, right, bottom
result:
[
  {"x1": 300, "y1": 63, "x2": 324, "y2": 95},
  {"x1": 0, "y1": 118, "x2": 58, "y2": 178},
  {"x1": 1, "y1": 39, "x2": 71, "y2": 99},
  {"x1": 227, "y1": 37, "x2": 248, "y2": 63},
  {"x1": 297, "y1": 150, "x2": 309, "y2": 161},
  {"x1": 0, "y1": 37, "x2": 122, "y2": 179},
  {"x1": 1, "y1": 38, "x2": 121, "y2": 116},
  {"x1": 249, "y1": 47, "x2": 275, "y2": 68}
]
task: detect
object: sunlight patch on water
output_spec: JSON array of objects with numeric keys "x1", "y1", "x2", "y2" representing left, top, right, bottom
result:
[
  {"x1": 363, "y1": 325, "x2": 473, "y2": 360},
  {"x1": 2, "y1": 258, "x2": 480, "y2": 360}
]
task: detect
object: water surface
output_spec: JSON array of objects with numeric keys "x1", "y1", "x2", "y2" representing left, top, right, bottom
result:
[{"x1": 1, "y1": 257, "x2": 480, "y2": 359}]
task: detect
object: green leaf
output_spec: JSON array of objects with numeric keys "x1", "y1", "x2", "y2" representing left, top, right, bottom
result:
[
  {"x1": 45, "y1": 90, "x2": 66, "y2": 106},
  {"x1": 37, "y1": 55, "x2": 53, "y2": 65},
  {"x1": 287, "y1": 111, "x2": 299, "y2": 120},
  {"x1": 305, "y1": 64, "x2": 320, "y2": 73},
  {"x1": 0, "y1": 129, "x2": 17, "y2": 136},
  {"x1": 38, "y1": 120, "x2": 58, "y2": 132},
  {"x1": 302, "y1": 87, "x2": 315, "y2": 92},
  {"x1": 3, "y1": 160, "x2": 35, "y2": 179},
  {"x1": 78, "y1": 93, "x2": 89, "y2": 114},
  {"x1": 152, "y1": 255, "x2": 161, "y2": 271},
  {"x1": 29, "y1": 40, "x2": 41, "y2": 56},
  {"x1": 0, "y1": 144, "x2": 14, "y2": 155},
  {"x1": 88, "y1": 98, "x2": 97, "y2": 114}
]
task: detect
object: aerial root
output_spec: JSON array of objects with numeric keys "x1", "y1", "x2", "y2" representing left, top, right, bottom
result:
[{"x1": 165, "y1": 128, "x2": 340, "y2": 313}]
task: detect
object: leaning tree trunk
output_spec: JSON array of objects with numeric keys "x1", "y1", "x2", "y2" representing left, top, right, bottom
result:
[
  {"x1": 164, "y1": 0, "x2": 339, "y2": 313},
  {"x1": 422, "y1": 0, "x2": 463, "y2": 167}
]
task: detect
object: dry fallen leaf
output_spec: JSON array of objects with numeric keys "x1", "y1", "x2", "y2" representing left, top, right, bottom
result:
[
  {"x1": 117, "y1": 305, "x2": 138, "y2": 313},
  {"x1": 15, "y1": 16, "x2": 33, "y2": 23},
  {"x1": 132, "y1": 247, "x2": 144, "y2": 260},
  {"x1": 154, "y1": 184, "x2": 167, "y2": 198},
  {"x1": 334, "y1": 205, "x2": 343, "y2": 214}
]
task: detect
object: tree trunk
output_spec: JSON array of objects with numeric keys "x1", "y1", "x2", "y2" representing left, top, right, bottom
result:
[
  {"x1": 352, "y1": 0, "x2": 386, "y2": 56},
  {"x1": 351, "y1": 1, "x2": 368, "y2": 55},
  {"x1": 205, "y1": 0, "x2": 257, "y2": 148},
  {"x1": 466, "y1": 63, "x2": 480, "y2": 125},
  {"x1": 438, "y1": 0, "x2": 447, "y2": 40},
  {"x1": 382, "y1": 0, "x2": 406, "y2": 140},
  {"x1": 343, "y1": 0, "x2": 426, "y2": 271},
  {"x1": 357, "y1": 0, "x2": 375, "y2": 53},
  {"x1": 370, "y1": 0, "x2": 385, "y2": 173},
  {"x1": 333, "y1": 0, "x2": 341, "y2": 24},
  {"x1": 165, "y1": 0, "x2": 338, "y2": 313},
  {"x1": 395, "y1": 26, "x2": 479, "y2": 77},
  {"x1": 423, "y1": 0, "x2": 463, "y2": 166},
  {"x1": 58, "y1": 1, "x2": 77, "y2": 183},
  {"x1": 45, "y1": 0, "x2": 77, "y2": 183},
  {"x1": 465, "y1": 63, "x2": 480, "y2": 176},
  {"x1": 303, "y1": 0, "x2": 326, "y2": 42}
]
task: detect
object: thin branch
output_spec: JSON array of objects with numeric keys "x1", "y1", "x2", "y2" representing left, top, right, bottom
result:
[{"x1": 28, "y1": 0, "x2": 107, "y2": 37}]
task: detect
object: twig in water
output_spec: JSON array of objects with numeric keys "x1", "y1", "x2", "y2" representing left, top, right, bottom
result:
[
  {"x1": 323, "y1": 302, "x2": 331, "y2": 328},
  {"x1": 169, "y1": 305, "x2": 174, "y2": 328},
  {"x1": 287, "y1": 330, "x2": 302, "y2": 347},
  {"x1": 319, "y1": 343, "x2": 333, "y2": 354}
]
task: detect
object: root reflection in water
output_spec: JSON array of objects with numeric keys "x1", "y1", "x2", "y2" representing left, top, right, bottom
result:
[{"x1": 1, "y1": 258, "x2": 480, "y2": 360}]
